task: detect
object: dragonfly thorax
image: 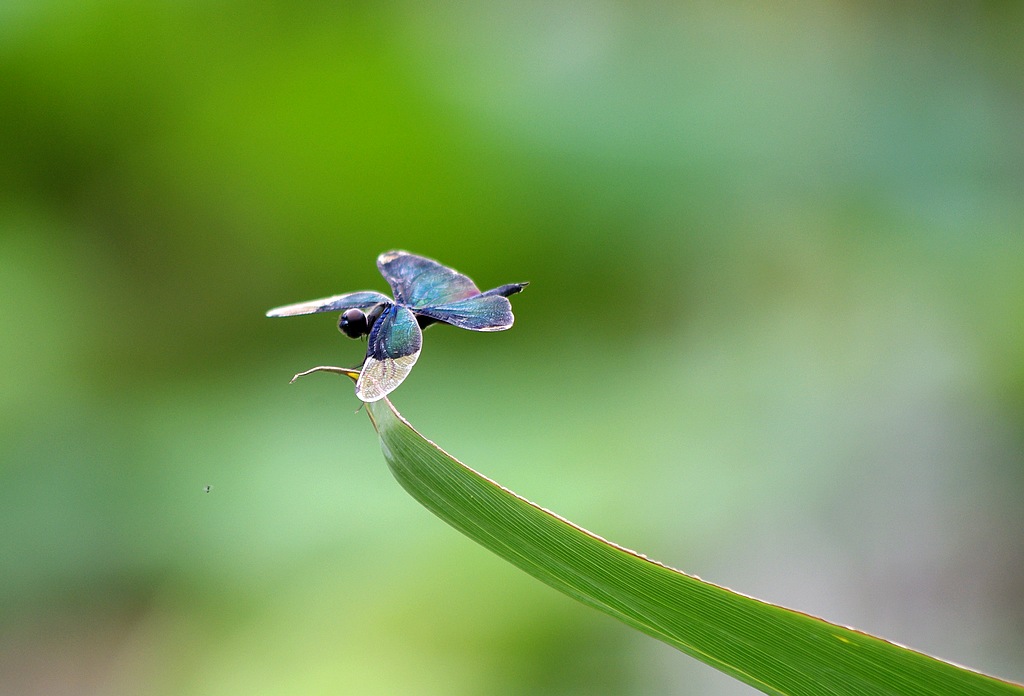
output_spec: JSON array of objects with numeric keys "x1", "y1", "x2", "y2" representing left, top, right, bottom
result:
[{"x1": 338, "y1": 304, "x2": 386, "y2": 339}]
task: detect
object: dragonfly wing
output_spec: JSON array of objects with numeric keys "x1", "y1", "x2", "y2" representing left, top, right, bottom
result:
[
  {"x1": 414, "y1": 294, "x2": 517, "y2": 331},
  {"x1": 377, "y1": 251, "x2": 480, "y2": 307},
  {"x1": 266, "y1": 291, "x2": 391, "y2": 317},
  {"x1": 355, "y1": 304, "x2": 423, "y2": 402}
]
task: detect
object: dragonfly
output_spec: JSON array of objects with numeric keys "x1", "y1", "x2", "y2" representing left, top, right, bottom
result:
[{"x1": 266, "y1": 251, "x2": 527, "y2": 402}]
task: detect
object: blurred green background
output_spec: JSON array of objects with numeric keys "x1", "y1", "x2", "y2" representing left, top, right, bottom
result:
[{"x1": 2, "y1": 3, "x2": 1022, "y2": 695}]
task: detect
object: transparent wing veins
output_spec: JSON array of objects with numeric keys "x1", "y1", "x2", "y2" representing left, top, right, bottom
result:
[{"x1": 266, "y1": 291, "x2": 391, "y2": 317}]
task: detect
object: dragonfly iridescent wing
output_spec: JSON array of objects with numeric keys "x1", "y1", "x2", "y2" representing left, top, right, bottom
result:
[
  {"x1": 412, "y1": 296, "x2": 513, "y2": 331},
  {"x1": 413, "y1": 284, "x2": 526, "y2": 331},
  {"x1": 355, "y1": 304, "x2": 423, "y2": 402},
  {"x1": 377, "y1": 251, "x2": 481, "y2": 307},
  {"x1": 265, "y1": 291, "x2": 391, "y2": 317}
]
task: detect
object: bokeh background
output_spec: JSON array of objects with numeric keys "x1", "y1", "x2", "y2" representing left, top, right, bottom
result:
[{"x1": 2, "y1": 3, "x2": 1022, "y2": 695}]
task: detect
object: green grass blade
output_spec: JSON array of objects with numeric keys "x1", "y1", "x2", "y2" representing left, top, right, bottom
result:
[{"x1": 364, "y1": 397, "x2": 1022, "y2": 696}]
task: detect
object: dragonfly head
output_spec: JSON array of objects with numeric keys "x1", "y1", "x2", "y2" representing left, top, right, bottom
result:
[{"x1": 338, "y1": 303, "x2": 386, "y2": 339}]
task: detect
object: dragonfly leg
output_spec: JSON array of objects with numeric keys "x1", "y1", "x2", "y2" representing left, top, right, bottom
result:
[{"x1": 289, "y1": 365, "x2": 361, "y2": 384}]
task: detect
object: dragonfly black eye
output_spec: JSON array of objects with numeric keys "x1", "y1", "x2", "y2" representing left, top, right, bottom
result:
[{"x1": 339, "y1": 308, "x2": 368, "y2": 339}]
